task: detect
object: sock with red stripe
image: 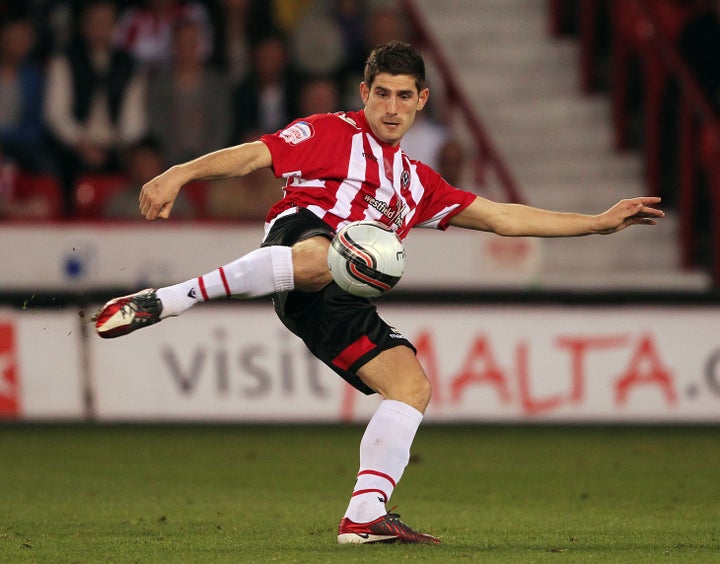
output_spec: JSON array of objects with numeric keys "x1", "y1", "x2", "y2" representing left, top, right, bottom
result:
[
  {"x1": 156, "y1": 246, "x2": 294, "y2": 318},
  {"x1": 343, "y1": 399, "x2": 423, "y2": 523}
]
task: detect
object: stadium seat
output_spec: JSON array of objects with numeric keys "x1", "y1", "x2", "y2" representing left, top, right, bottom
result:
[
  {"x1": 73, "y1": 174, "x2": 128, "y2": 219},
  {"x1": 182, "y1": 180, "x2": 209, "y2": 219},
  {"x1": 13, "y1": 172, "x2": 64, "y2": 219}
]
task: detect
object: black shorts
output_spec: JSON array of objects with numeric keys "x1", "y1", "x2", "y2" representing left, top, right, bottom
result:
[{"x1": 261, "y1": 208, "x2": 415, "y2": 395}]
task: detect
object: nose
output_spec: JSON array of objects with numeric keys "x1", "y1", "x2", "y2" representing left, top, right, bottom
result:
[{"x1": 387, "y1": 95, "x2": 398, "y2": 114}]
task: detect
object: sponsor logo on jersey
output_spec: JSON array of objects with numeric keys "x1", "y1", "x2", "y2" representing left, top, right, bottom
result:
[
  {"x1": 363, "y1": 194, "x2": 405, "y2": 227},
  {"x1": 280, "y1": 121, "x2": 314, "y2": 145}
]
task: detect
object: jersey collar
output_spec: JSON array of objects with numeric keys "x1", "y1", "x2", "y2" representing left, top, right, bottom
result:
[{"x1": 356, "y1": 110, "x2": 402, "y2": 154}]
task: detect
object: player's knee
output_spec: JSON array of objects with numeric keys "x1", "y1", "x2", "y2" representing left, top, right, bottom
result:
[
  {"x1": 292, "y1": 237, "x2": 333, "y2": 291},
  {"x1": 389, "y1": 370, "x2": 432, "y2": 413},
  {"x1": 410, "y1": 375, "x2": 432, "y2": 411},
  {"x1": 358, "y1": 346, "x2": 433, "y2": 412}
]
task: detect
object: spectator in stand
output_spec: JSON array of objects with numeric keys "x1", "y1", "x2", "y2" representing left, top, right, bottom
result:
[
  {"x1": 44, "y1": 0, "x2": 147, "y2": 215},
  {"x1": 214, "y1": 0, "x2": 251, "y2": 86},
  {"x1": 230, "y1": 33, "x2": 300, "y2": 143},
  {"x1": 286, "y1": 1, "x2": 373, "y2": 111},
  {"x1": 0, "y1": 148, "x2": 59, "y2": 219},
  {"x1": 204, "y1": 162, "x2": 283, "y2": 221},
  {"x1": 299, "y1": 75, "x2": 341, "y2": 116},
  {"x1": 288, "y1": 2, "x2": 413, "y2": 111},
  {"x1": 678, "y1": 0, "x2": 720, "y2": 111},
  {"x1": 290, "y1": 2, "x2": 346, "y2": 87},
  {"x1": 333, "y1": 0, "x2": 369, "y2": 78},
  {"x1": 0, "y1": 13, "x2": 52, "y2": 173},
  {"x1": 147, "y1": 18, "x2": 231, "y2": 165},
  {"x1": 364, "y1": 5, "x2": 411, "y2": 51},
  {"x1": 28, "y1": 1, "x2": 75, "y2": 63},
  {"x1": 435, "y1": 138, "x2": 490, "y2": 198},
  {"x1": 437, "y1": 138, "x2": 465, "y2": 187},
  {"x1": 272, "y1": 0, "x2": 315, "y2": 35},
  {"x1": 205, "y1": 74, "x2": 341, "y2": 220},
  {"x1": 114, "y1": 0, "x2": 213, "y2": 73},
  {"x1": 105, "y1": 135, "x2": 195, "y2": 220},
  {"x1": 209, "y1": 0, "x2": 285, "y2": 87}
]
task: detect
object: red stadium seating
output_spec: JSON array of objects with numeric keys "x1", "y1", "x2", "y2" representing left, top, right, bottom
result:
[
  {"x1": 73, "y1": 175, "x2": 209, "y2": 219},
  {"x1": 73, "y1": 174, "x2": 128, "y2": 219},
  {"x1": 12, "y1": 173, "x2": 64, "y2": 219},
  {"x1": 182, "y1": 180, "x2": 209, "y2": 219}
]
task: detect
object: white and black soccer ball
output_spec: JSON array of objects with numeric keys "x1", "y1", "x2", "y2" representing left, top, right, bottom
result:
[{"x1": 327, "y1": 220, "x2": 406, "y2": 298}]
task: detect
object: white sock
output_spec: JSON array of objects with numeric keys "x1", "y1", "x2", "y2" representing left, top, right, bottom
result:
[
  {"x1": 156, "y1": 246, "x2": 294, "y2": 318},
  {"x1": 343, "y1": 399, "x2": 423, "y2": 523}
]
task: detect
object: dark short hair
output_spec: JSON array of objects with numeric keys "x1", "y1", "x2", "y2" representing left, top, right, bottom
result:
[{"x1": 363, "y1": 40, "x2": 426, "y2": 93}]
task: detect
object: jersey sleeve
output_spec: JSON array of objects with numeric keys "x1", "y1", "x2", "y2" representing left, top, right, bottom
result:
[
  {"x1": 260, "y1": 113, "x2": 351, "y2": 180},
  {"x1": 411, "y1": 161, "x2": 477, "y2": 230}
]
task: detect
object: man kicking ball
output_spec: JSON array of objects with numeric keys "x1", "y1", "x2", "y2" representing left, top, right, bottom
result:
[{"x1": 96, "y1": 41, "x2": 664, "y2": 544}]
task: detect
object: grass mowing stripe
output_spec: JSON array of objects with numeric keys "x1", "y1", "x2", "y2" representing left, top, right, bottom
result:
[{"x1": 0, "y1": 425, "x2": 718, "y2": 563}]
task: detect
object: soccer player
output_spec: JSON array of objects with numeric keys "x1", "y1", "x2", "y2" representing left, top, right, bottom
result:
[{"x1": 95, "y1": 41, "x2": 664, "y2": 544}]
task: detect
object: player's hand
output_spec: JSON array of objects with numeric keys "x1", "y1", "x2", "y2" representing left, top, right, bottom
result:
[
  {"x1": 139, "y1": 168, "x2": 185, "y2": 220},
  {"x1": 594, "y1": 197, "x2": 664, "y2": 234}
]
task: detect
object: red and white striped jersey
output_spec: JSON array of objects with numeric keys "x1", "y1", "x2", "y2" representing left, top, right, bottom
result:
[{"x1": 260, "y1": 110, "x2": 476, "y2": 240}]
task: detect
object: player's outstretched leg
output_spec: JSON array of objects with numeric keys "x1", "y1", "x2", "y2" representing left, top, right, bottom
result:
[
  {"x1": 94, "y1": 246, "x2": 295, "y2": 339},
  {"x1": 95, "y1": 289, "x2": 162, "y2": 338}
]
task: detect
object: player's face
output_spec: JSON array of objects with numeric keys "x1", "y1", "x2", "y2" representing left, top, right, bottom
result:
[{"x1": 360, "y1": 73, "x2": 429, "y2": 147}]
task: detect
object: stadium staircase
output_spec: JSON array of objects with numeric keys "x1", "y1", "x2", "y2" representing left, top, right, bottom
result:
[{"x1": 411, "y1": 0, "x2": 711, "y2": 290}]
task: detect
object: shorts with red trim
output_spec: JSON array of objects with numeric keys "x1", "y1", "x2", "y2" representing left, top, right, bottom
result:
[{"x1": 262, "y1": 208, "x2": 415, "y2": 395}]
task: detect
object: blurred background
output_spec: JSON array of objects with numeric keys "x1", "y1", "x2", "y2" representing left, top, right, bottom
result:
[{"x1": 1, "y1": 0, "x2": 719, "y2": 424}]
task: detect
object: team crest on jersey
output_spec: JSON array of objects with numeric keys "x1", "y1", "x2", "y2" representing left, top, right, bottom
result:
[
  {"x1": 400, "y1": 170, "x2": 410, "y2": 188},
  {"x1": 280, "y1": 121, "x2": 314, "y2": 145}
]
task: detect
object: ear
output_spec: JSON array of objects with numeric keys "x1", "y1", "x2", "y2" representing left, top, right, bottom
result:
[
  {"x1": 359, "y1": 82, "x2": 370, "y2": 105},
  {"x1": 417, "y1": 87, "x2": 429, "y2": 111}
]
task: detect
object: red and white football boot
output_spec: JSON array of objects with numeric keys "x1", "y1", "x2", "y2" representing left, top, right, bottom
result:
[
  {"x1": 94, "y1": 289, "x2": 163, "y2": 338},
  {"x1": 337, "y1": 512, "x2": 440, "y2": 545}
]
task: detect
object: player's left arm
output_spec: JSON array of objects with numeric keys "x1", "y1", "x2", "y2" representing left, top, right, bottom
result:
[{"x1": 448, "y1": 195, "x2": 664, "y2": 237}]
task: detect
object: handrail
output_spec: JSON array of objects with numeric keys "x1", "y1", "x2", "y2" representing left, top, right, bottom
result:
[
  {"x1": 635, "y1": 1, "x2": 719, "y2": 132},
  {"x1": 572, "y1": 0, "x2": 720, "y2": 284},
  {"x1": 616, "y1": 0, "x2": 720, "y2": 285},
  {"x1": 397, "y1": 0, "x2": 524, "y2": 204}
]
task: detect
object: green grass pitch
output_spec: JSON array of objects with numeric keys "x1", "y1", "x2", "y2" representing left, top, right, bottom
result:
[{"x1": 1, "y1": 424, "x2": 719, "y2": 563}]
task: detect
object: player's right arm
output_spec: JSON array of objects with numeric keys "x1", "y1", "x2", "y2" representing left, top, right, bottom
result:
[{"x1": 139, "y1": 140, "x2": 273, "y2": 220}]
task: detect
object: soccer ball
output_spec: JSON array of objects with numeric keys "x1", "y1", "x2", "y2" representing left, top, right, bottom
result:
[{"x1": 327, "y1": 220, "x2": 406, "y2": 298}]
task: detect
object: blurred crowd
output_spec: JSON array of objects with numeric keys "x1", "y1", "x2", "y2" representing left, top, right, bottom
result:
[{"x1": 0, "y1": 0, "x2": 463, "y2": 222}]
